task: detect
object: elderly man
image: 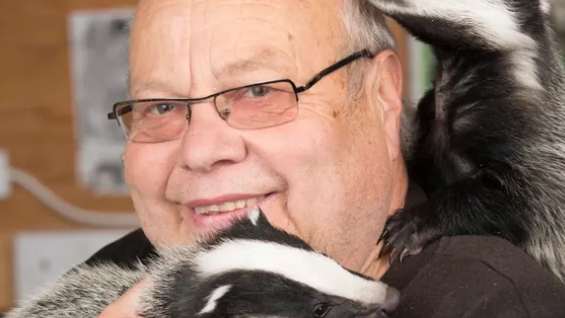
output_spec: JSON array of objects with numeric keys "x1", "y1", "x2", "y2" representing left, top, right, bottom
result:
[{"x1": 85, "y1": 0, "x2": 565, "y2": 317}]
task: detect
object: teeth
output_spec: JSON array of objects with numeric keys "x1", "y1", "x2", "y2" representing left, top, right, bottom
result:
[
  {"x1": 219, "y1": 201, "x2": 236, "y2": 211},
  {"x1": 234, "y1": 200, "x2": 246, "y2": 209},
  {"x1": 194, "y1": 195, "x2": 265, "y2": 215},
  {"x1": 246, "y1": 197, "x2": 259, "y2": 207}
]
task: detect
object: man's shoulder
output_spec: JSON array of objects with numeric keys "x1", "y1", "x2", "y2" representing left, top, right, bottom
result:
[
  {"x1": 432, "y1": 236, "x2": 565, "y2": 301},
  {"x1": 434, "y1": 235, "x2": 560, "y2": 281},
  {"x1": 383, "y1": 235, "x2": 565, "y2": 318},
  {"x1": 83, "y1": 228, "x2": 156, "y2": 269}
]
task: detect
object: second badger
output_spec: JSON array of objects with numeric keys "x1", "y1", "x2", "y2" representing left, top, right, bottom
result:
[
  {"x1": 5, "y1": 209, "x2": 400, "y2": 318},
  {"x1": 371, "y1": 0, "x2": 565, "y2": 282}
]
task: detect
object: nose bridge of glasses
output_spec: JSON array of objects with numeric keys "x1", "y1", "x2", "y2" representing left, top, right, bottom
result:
[
  {"x1": 185, "y1": 92, "x2": 217, "y2": 107},
  {"x1": 185, "y1": 92, "x2": 226, "y2": 122}
]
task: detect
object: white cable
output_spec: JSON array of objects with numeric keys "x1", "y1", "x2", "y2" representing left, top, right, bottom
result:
[{"x1": 9, "y1": 167, "x2": 140, "y2": 228}]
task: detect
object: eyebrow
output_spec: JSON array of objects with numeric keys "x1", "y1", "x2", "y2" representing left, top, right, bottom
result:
[
  {"x1": 212, "y1": 48, "x2": 296, "y2": 82},
  {"x1": 127, "y1": 75, "x2": 163, "y2": 99},
  {"x1": 127, "y1": 70, "x2": 192, "y2": 99},
  {"x1": 127, "y1": 76, "x2": 173, "y2": 99}
]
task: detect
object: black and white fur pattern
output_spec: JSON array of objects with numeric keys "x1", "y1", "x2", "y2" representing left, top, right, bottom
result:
[
  {"x1": 371, "y1": 0, "x2": 565, "y2": 282},
  {"x1": 6, "y1": 209, "x2": 400, "y2": 318}
]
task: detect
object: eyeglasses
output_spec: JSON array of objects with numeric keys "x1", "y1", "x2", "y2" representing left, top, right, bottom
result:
[{"x1": 107, "y1": 49, "x2": 374, "y2": 143}]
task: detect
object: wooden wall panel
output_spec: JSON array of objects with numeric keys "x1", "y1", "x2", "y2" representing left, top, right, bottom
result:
[
  {"x1": 0, "y1": 0, "x2": 137, "y2": 310},
  {"x1": 0, "y1": 0, "x2": 408, "y2": 310}
]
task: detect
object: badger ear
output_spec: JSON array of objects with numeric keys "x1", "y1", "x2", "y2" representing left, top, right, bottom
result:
[{"x1": 197, "y1": 284, "x2": 232, "y2": 315}]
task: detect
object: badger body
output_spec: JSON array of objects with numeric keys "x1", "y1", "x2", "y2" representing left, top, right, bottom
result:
[
  {"x1": 6, "y1": 209, "x2": 399, "y2": 318},
  {"x1": 371, "y1": 0, "x2": 565, "y2": 281}
]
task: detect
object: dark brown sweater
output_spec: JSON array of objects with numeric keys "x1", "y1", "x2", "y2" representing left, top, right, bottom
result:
[{"x1": 381, "y1": 235, "x2": 565, "y2": 317}]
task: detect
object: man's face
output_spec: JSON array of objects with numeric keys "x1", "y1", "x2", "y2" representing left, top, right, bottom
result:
[{"x1": 124, "y1": 0, "x2": 405, "y2": 274}]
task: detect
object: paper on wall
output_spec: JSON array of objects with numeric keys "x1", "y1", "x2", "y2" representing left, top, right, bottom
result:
[{"x1": 67, "y1": 7, "x2": 134, "y2": 196}]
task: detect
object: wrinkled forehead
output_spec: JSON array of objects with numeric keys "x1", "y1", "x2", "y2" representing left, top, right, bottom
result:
[{"x1": 129, "y1": 0, "x2": 345, "y2": 98}]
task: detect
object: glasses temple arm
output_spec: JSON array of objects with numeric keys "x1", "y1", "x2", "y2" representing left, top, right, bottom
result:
[
  {"x1": 107, "y1": 104, "x2": 133, "y2": 120},
  {"x1": 296, "y1": 49, "x2": 374, "y2": 92}
]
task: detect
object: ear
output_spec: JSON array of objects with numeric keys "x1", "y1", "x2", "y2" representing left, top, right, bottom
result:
[
  {"x1": 364, "y1": 49, "x2": 404, "y2": 162},
  {"x1": 197, "y1": 284, "x2": 232, "y2": 315}
]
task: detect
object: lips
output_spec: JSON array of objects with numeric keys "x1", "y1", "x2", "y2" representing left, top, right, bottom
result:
[
  {"x1": 193, "y1": 195, "x2": 267, "y2": 215},
  {"x1": 186, "y1": 194, "x2": 271, "y2": 230}
]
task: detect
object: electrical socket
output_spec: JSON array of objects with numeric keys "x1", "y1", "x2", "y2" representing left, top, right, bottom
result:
[
  {"x1": 0, "y1": 148, "x2": 10, "y2": 200},
  {"x1": 13, "y1": 230, "x2": 130, "y2": 304}
]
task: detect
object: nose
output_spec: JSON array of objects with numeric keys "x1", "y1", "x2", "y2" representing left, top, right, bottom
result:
[
  {"x1": 381, "y1": 286, "x2": 400, "y2": 316},
  {"x1": 179, "y1": 103, "x2": 246, "y2": 172}
]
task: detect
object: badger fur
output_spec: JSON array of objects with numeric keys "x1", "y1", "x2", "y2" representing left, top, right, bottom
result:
[
  {"x1": 6, "y1": 209, "x2": 400, "y2": 318},
  {"x1": 371, "y1": 0, "x2": 565, "y2": 282}
]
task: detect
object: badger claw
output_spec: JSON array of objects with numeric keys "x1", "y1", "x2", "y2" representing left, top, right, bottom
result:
[
  {"x1": 378, "y1": 207, "x2": 439, "y2": 263},
  {"x1": 399, "y1": 248, "x2": 413, "y2": 263},
  {"x1": 377, "y1": 229, "x2": 389, "y2": 245}
]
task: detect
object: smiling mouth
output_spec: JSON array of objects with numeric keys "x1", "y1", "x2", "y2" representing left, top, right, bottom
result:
[{"x1": 193, "y1": 195, "x2": 267, "y2": 215}]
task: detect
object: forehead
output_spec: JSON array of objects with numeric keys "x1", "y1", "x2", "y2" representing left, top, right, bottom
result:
[{"x1": 129, "y1": 0, "x2": 345, "y2": 98}]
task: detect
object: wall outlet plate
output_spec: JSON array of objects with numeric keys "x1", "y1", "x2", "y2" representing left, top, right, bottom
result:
[{"x1": 13, "y1": 229, "x2": 130, "y2": 304}]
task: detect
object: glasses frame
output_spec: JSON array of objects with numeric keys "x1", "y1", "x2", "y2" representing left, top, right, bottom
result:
[{"x1": 107, "y1": 49, "x2": 374, "y2": 138}]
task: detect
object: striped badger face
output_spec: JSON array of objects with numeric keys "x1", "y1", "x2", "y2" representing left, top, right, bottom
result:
[
  {"x1": 192, "y1": 270, "x2": 400, "y2": 318},
  {"x1": 157, "y1": 209, "x2": 400, "y2": 318}
]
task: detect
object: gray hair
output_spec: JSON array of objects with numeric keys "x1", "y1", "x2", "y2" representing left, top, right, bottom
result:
[{"x1": 340, "y1": 0, "x2": 397, "y2": 105}]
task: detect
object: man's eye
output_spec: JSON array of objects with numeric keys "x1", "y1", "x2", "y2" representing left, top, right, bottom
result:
[
  {"x1": 148, "y1": 104, "x2": 176, "y2": 114},
  {"x1": 244, "y1": 86, "x2": 273, "y2": 98}
]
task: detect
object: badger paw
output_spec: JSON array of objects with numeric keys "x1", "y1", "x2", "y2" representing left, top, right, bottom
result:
[{"x1": 377, "y1": 208, "x2": 441, "y2": 263}]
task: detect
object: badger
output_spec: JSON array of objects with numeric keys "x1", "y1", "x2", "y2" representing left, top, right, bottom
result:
[
  {"x1": 371, "y1": 0, "x2": 565, "y2": 282},
  {"x1": 5, "y1": 209, "x2": 400, "y2": 318}
]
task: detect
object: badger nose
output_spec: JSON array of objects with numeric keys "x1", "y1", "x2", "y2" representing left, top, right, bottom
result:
[{"x1": 382, "y1": 286, "x2": 400, "y2": 315}]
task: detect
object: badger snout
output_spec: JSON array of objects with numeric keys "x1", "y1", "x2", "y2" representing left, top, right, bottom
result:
[{"x1": 381, "y1": 286, "x2": 400, "y2": 316}]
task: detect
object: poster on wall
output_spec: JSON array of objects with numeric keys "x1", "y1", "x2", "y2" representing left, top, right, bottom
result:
[{"x1": 67, "y1": 8, "x2": 134, "y2": 196}]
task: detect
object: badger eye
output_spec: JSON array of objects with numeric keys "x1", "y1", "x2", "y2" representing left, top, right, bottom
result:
[{"x1": 312, "y1": 303, "x2": 334, "y2": 318}]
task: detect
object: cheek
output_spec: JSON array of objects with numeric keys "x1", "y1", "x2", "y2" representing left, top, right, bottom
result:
[
  {"x1": 247, "y1": 105, "x2": 376, "y2": 231},
  {"x1": 243, "y1": 106, "x2": 341, "y2": 229},
  {"x1": 123, "y1": 142, "x2": 177, "y2": 197},
  {"x1": 123, "y1": 142, "x2": 185, "y2": 244},
  {"x1": 250, "y1": 102, "x2": 393, "y2": 262}
]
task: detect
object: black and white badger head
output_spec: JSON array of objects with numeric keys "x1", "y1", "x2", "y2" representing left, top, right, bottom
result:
[{"x1": 140, "y1": 208, "x2": 400, "y2": 318}]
